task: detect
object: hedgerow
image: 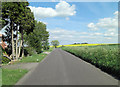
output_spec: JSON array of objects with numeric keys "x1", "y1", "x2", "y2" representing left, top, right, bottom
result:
[{"x1": 62, "y1": 45, "x2": 120, "y2": 79}]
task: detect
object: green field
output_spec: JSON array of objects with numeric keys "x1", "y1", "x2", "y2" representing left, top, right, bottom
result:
[{"x1": 62, "y1": 44, "x2": 120, "y2": 79}]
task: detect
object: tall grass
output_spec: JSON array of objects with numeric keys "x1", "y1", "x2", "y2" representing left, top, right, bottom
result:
[{"x1": 62, "y1": 45, "x2": 120, "y2": 79}]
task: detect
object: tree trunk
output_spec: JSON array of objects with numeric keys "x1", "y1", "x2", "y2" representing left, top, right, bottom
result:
[
  {"x1": 21, "y1": 29, "x2": 24, "y2": 58},
  {"x1": 16, "y1": 26, "x2": 18, "y2": 60},
  {"x1": 22, "y1": 48, "x2": 24, "y2": 58},
  {"x1": 11, "y1": 21, "x2": 15, "y2": 60},
  {"x1": 55, "y1": 45, "x2": 57, "y2": 48},
  {"x1": 18, "y1": 40, "x2": 22, "y2": 58}
]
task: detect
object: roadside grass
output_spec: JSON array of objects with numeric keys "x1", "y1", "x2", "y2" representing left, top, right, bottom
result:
[
  {"x1": 3, "y1": 48, "x2": 54, "y2": 65},
  {"x1": 20, "y1": 47, "x2": 54, "y2": 63},
  {"x1": 62, "y1": 45, "x2": 120, "y2": 79},
  {"x1": 19, "y1": 53, "x2": 47, "y2": 63},
  {"x1": 0, "y1": 68, "x2": 2, "y2": 87},
  {"x1": 2, "y1": 48, "x2": 54, "y2": 86},
  {"x1": 16, "y1": 48, "x2": 54, "y2": 63},
  {"x1": 2, "y1": 53, "x2": 47, "y2": 86},
  {"x1": 2, "y1": 68, "x2": 28, "y2": 86},
  {"x1": 43, "y1": 47, "x2": 54, "y2": 52}
]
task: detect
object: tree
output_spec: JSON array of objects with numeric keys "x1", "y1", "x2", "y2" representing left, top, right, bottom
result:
[
  {"x1": 2, "y1": 2, "x2": 35, "y2": 59},
  {"x1": 18, "y1": 5, "x2": 35, "y2": 58},
  {"x1": 42, "y1": 40, "x2": 49, "y2": 50},
  {"x1": 2, "y1": 2, "x2": 20, "y2": 59},
  {"x1": 24, "y1": 21, "x2": 49, "y2": 54},
  {"x1": 51, "y1": 40, "x2": 59, "y2": 48},
  {"x1": 4, "y1": 26, "x2": 12, "y2": 56}
]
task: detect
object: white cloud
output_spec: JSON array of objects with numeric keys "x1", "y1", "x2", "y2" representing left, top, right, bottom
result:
[
  {"x1": 107, "y1": 28, "x2": 116, "y2": 32},
  {"x1": 90, "y1": 32, "x2": 103, "y2": 36},
  {"x1": 104, "y1": 32, "x2": 117, "y2": 37},
  {"x1": 105, "y1": 37, "x2": 112, "y2": 40},
  {"x1": 88, "y1": 11, "x2": 118, "y2": 32},
  {"x1": 29, "y1": 6, "x2": 57, "y2": 19},
  {"x1": 88, "y1": 11, "x2": 118, "y2": 39},
  {"x1": 48, "y1": 27, "x2": 118, "y2": 45},
  {"x1": 114, "y1": 11, "x2": 118, "y2": 16},
  {"x1": 48, "y1": 28, "x2": 113, "y2": 45},
  {"x1": 55, "y1": 1, "x2": 76, "y2": 17},
  {"x1": 88, "y1": 23, "x2": 98, "y2": 31},
  {"x1": 47, "y1": 12, "x2": 118, "y2": 45},
  {"x1": 29, "y1": 1, "x2": 76, "y2": 19},
  {"x1": 65, "y1": 17, "x2": 70, "y2": 20},
  {"x1": 48, "y1": 28, "x2": 90, "y2": 37}
]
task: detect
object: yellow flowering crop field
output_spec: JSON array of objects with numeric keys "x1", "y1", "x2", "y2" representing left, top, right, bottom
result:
[{"x1": 50, "y1": 43, "x2": 119, "y2": 47}]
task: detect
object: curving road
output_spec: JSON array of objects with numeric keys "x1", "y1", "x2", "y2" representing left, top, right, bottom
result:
[{"x1": 16, "y1": 48, "x2": 118, "y2": 85}]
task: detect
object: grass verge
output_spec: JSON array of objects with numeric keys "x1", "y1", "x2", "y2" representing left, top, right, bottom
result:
[
  {"x1": 19, "y1": 53, "x2": 47, "y2": 63},
  {"x1": 2, "y1": 48, "x2": 54, "y2": 86},
  {"x1": 43, "y1": 47, "x2": 54, "y2": 52},
  {"x1": 0, "y1": 68, "x2": 2, "y2": 87},
  {"x1": 2, "y1": 68, "x2": 28, "y2": 86},
  {"x1": 62, "y1": 45, "x2": 120, "y2": 79},
  {"x1": 19, "y1": 48, "x2": 54, "y2": 63}
]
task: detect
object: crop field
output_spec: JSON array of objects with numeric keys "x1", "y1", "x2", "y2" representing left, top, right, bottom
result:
[
  {"x1": 50, "y1": 43, "x2": 119, "y2": 47},
  {"x1": 62, "y1": 44, "x2": 120, "y2": 79}
]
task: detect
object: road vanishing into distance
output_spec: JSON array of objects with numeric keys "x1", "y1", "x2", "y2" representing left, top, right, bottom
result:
[{"x1": 16, "y1": 48, "x2": 118, "y2": 85}]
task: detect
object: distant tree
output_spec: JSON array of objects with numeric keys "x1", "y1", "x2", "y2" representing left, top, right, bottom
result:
[
  {"x1": 51, "y1": 40, "x2": 59, "y2": 48},
  {"x1": 81, "y1": 42, "x2": 88, "y2": 44}
]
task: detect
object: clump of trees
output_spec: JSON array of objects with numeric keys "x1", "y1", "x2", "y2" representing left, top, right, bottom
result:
[
  {"x1": 51, "y1": 40, "x2": 59, "y2": 48},
  {"x1": 1, "y1": 2, "x2": 49, "y2": 60},
  {"x1": 24, "y1": 21, "x2": 49, "y2": 54},
  {"x1": 2, "y1": 2, "x2": 34, "y2": 60}
]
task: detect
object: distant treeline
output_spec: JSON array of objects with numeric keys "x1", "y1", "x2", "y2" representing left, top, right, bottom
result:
[{"x1": 72, "y1": 43, "x2": 88, "y2": 45}]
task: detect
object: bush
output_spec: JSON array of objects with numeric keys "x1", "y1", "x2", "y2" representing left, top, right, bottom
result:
[
  {"x1": 36, "y1": 46, "x2": 42, "y2": 54},
  {"x1": 24, "y1": 47, "x2": 36, "y2": 56},
  {"x1": 2, "y1": 56, "x2": 11, "y2": 64},
  {"x1": 62, "y1": 45, "x2": 120, "y2": 79}
]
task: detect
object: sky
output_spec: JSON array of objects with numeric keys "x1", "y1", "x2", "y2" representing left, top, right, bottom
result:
[
  {"x1": 28, "y1": 1, "x2": 118, "y2": 45},
  {"x1": 0, "y1": 1, "x2": 118, "y2": 45}
]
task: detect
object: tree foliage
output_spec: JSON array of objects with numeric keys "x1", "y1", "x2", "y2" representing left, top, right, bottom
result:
[
  {"x1": 24, "y1": 21, "x2": 49, "y2": 54},
  {"x1": 2, "y1": 2, "x2": 35, "y2": 59},
  {"x1": 51, "y1": 40, "x2": 59, "y2": 48},
  {"x1": 2, "y1": 2, "x2": 50, "y2": 60}
]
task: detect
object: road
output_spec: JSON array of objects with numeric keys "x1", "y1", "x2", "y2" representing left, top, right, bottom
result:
[{"x1": 16, "y1": 48, "x2": 118, "y2": 85}]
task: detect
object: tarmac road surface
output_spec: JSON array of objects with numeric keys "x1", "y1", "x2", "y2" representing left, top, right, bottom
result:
[{"x1": 16, "y1": 48, "x2": 118, "y2": 85}]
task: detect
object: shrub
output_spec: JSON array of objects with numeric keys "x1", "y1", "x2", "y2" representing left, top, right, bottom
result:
[
  {"x1": 2, "y1": 56, "x2": 11, "y2": 64},
  {"x1": 24, "y1": 47, "x2": 36, "y2": 56},
  {"x1": 62, "y1": 45, "x2": 120, "y2": 79}
]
